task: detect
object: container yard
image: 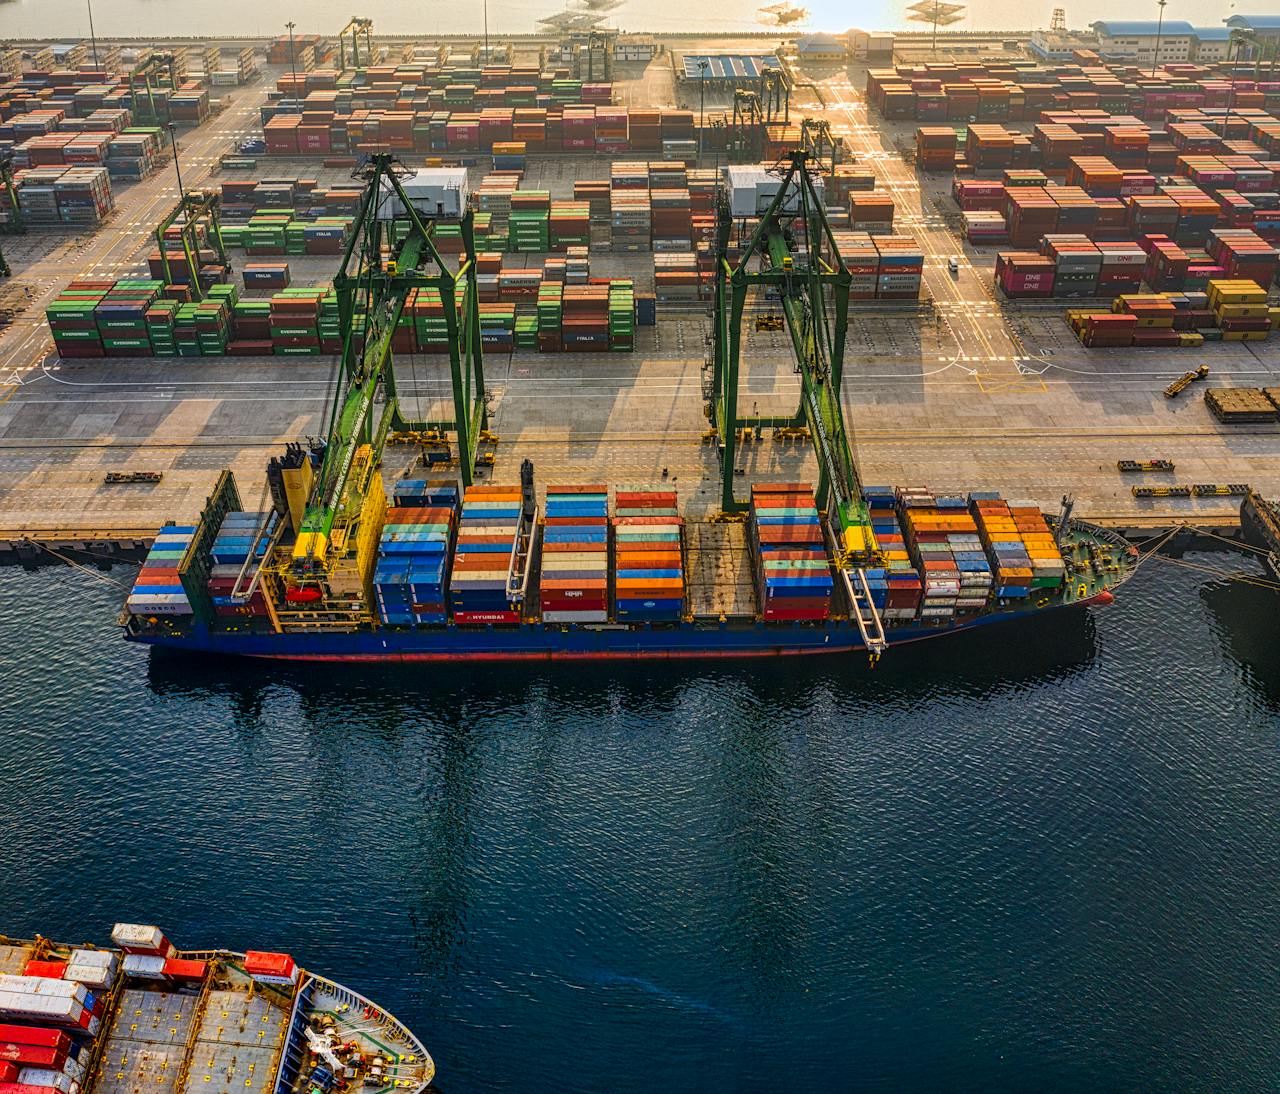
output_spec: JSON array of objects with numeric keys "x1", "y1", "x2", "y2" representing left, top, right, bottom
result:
[
  {"x1": 0, "y1": 924, "x2": 435, "y2": 1091},
  {"x1": 0, "y1": 24, "x2": 1276, "y2": 589}
]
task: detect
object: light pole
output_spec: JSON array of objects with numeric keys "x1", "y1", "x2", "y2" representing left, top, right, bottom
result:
[
  {"x1": 483, "y1": 0, "x2": 489, "y2": 61},
  {"x1": 85, "y1": 0, "x2": 99, "y2": 68},
  {"x1": 1151, "y1": 0, "x2": 1166, "y2": 77},
  {"x1": 698, "y1": 59, "x2": 709, "y2": 168},
  {"x1": 1223, "y1": 31, "x2": 1253, "y2": 140},
  {"x1": 168, "y1": 122, "x2": 185, "y2": 205},
  {"x1": 285, "y1": 21, "x2": 298, "y2": 90}
]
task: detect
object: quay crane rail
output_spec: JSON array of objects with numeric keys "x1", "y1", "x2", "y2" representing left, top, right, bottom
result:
[
  {"x1": 271, "y1": 153, "x2": 485, "y2": 603},
  {"x1": 709, "y1": 149, "x2": 886, "y2": 658}
]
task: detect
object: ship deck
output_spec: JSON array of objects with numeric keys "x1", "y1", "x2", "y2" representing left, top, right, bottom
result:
[{"x1": 0, "y1": 938, "x2": 434, "y2": 1094}]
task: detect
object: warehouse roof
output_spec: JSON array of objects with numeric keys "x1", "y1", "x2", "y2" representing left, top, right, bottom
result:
[
  {"x1": 1090, "y1": 20, "x2": 1196, "y2": 36},
  {"x1": 1192, "y1": 26, "x2": 1233, "y2": 41},
  {"x1": 796, "y1": 33, "x2": 845, "y2": 53},
  {"x1": 1226, "y1": 15, "x2": 1280, "y2": 29},
  {"x1": 681, "y1": 53, "x2": 781, "y2": 79}
]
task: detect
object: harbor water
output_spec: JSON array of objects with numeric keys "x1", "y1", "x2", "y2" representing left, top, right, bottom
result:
[{"x1": 1, "y1": 554, "x2": 1278, "y2": 1092}]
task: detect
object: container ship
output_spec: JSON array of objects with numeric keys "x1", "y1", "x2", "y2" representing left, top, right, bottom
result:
[
  {"x1": 0, "y1": 924, "x2": 435, "y2": 1094},
  {"x1": 118, "y1": 154, "x2": 1136, "y2": 662},
  {"x1": 1240, "y1": 489, "x2": 1280, "y2": 580},
  {"x1": 119, "y1": 457, "x2": 1136, "y2": 663}
]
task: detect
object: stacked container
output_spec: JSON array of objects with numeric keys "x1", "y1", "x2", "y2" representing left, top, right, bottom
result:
[
  {"x1": 207, "y1": 510, "x2": 275, "y2": 620},
  {"x1": 896, "y1": 488, "x2": 962, "y2": 621},
  {"x1": 969, "y1": 496, "x2": 1056, "y2": 598},
  {"x1": 374, "y1": 505, "x2": 456, "y2": 625},
  {"x1": 863, "y1": 486, "x2": 924, "y2": 621},
  {"x1": 748, "y1": 484, "x2": 833, "y2": 622},
  {"x1": 541, "y1": 485, "x2": 609, "y2": 623},
  {"x1": 0, "y1": 976, "x2": 99, "y2": 1036},
  {"x1": 611, "y1": 488, "x2": 683, "y2": 622},
  {"x1": 125, "y1": 526, "x2": 196, "y2": 617},
  {"x1": 449, "y1": 484, "x2": 522, "y2": 623}
]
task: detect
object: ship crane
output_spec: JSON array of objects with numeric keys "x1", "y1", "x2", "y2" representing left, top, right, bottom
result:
[
  {"x1": 710, "y1": 150, "x2": 887, "y2": 659},
  {"x1": 269, "y1": 153, "x2": 486, "y2": 611}
]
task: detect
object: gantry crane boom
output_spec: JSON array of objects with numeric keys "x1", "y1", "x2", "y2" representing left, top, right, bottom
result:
[
  {"x1": 711, "y1": 150, "x2": 886, "y2": 656},
  {"x1": 289, "y1": 153, "x2": 485, "y2": 577}
]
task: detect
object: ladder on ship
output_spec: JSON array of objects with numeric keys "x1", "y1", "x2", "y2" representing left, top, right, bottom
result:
[
  {"x1": 506, "y1": 459, "x2": 539, "y2": 606},
  {"x1": 842, "y1": 568, "x2": 887, "y2": 654}
]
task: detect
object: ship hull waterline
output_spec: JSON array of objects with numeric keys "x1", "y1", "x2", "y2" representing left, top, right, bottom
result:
[{"x1": 125, "y1": 590, "x2": 1115, "y2": 662}]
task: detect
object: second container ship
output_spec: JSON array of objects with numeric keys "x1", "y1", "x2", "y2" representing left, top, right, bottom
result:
[{"x1": 0, "y1": 924, "x2": 435, "y2": 1094}]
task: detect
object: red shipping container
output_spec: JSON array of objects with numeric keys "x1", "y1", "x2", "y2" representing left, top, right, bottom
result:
[
  {"x1": 242, "y1": 951, "x2": 295, "y2": 979},
  {"x1": 452, "y1": 610, "x2": 521, "y2": 624},
  {"x1": 23, "y1": 962, "x2": 66, "y2": 979},
  {"x1": 0, "y1": 1029, "x2": 68, "y2": 1052},
  {"x1": 762, "y1": 607, "x2": 830, "y2": 621},
  {"x1": 162, "y1": 959, "x2": 207, "y2": 981},
  {"x1": 0, "y1": 1065, "x2": 15, "y2": 1084},
  {"x1": 0, "y1": 1046, "x2": 66, "y2": 1069}
]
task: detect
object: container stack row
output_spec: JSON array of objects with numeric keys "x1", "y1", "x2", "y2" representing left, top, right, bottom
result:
[
  {"x1": 748, "y1": 484, "x2": 834, "y2": 622},
  {"x1": 541, "y1": 485, "x2": 609, "y2": 623},
  {"x1": 374, "y1": 505, "x2": 457, "y2": 625},
  {"x1": 897, "y1": 489, "x2": 994, "y2": 620},
  {"x1": 613, "y1": 489, "x2": 684, "y2": 623},
  {"x1": 125, "y1": 526, "x2": 196, "y2": 617},
  {"x1": 971, "y1": 497, "x2": 1066, "y2": 597},
  {"x1": 449, "y1": 485, "x2": 522, "y2": 624},
  {"x1": 207, "y1": 510, "x2": 274, "y2": 619},
  {"x1": 862, "y1": 486, "x2": 925, "y2": 620}
]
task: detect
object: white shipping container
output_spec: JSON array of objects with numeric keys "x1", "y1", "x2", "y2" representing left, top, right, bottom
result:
[
  {"x1": 249, "y1": 972, "x2": 298, "y2": 986},
  {"x1": 19, "y1": 1069, "x2": 76, "y2": 1092},
  {"x1": 121, "y1": 955, "x2": 167, "y2": 979},
  {"x1": 126, "y1": 594, "x2": 193, "y2": 616},
  {"x1": 68, "y1": 950, "x2": 115, "y2": 970},
  {"x1": 0, "y1": 975, "x2": 86, "y2": 1001},
  {"x1": 111, "y1": 924, "x2": 168, "y2": 952},
  {"x1": 62, "y1": 1056, "x2": 86, "y2": 1083},
  {"x1": 541, "y1": 610, "x2": 610, "y2": 623},
  {"x1": 63, "y1": 965, "x2": 112, "y2": 990}
]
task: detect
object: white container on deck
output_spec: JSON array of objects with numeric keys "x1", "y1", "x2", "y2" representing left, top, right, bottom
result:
[
  {"x1": 121, "y1": 955, "x2": 167, "y2": 979},
  {"x1": 111, "y1": 924, "x2": 173, "y2": 955}
]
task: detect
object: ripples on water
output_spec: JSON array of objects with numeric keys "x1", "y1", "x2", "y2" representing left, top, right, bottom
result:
[{"x1": 0, "y1": 556, "x2": 1277, "y2": 1093}]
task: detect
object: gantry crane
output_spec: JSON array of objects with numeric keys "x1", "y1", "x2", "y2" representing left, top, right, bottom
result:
[
  {"x1": 336, "y1": 18, "x2": 375, "y2": 71},
  {"x1": 154, "y1": 189, "x2": 228, "y2": 300},
  {"x1": 799, "y1": 117, "x2": 843, "y2": 177},
  {"x1": 128, "y1": 53, "x2": 181, "y2": 124},
  {"x1": 709, "y1": 149, "x2": 886, "y2": 656},
  {"x1": 269, "y1": 154, "x2": 485, "y2": 612}
]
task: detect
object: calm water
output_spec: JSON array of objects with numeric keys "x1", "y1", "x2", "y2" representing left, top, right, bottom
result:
[
  {"x1": 1, "y1": 555, "x2": 1279, "y2": 1092},
  {"x1": 0, "y1": 0, "x2": 1262, "y2": 41}
]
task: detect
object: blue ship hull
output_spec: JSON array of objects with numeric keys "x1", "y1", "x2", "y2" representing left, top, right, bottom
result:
[{"x1": 125, "y1": 592, "x2": 1111, "y2": 661}]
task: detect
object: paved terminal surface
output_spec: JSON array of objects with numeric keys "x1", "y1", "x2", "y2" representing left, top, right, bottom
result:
[{"x1": 0, "y1": 53, "x2": 1276, "y2": 542}]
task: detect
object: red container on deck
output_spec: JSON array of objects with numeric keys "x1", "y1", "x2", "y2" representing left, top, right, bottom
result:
[
  {"x1": 162, "y1": 959, "x2": 208, "y2": 982},
  {"x1": 0, "y1": 1065, "x2": 15, "y2": 1084},
  {"x1": 453, "y1": 610, "x2": 521, "y2": 624},
  {"x1": 242, "y1": 952, "x2": 295, "y2": 980},
  {"x1": 0, "y1": 1046, "x2": 66, "y2": 1069},
  {"x1": 0, "y1": 1029, "x2": 68, "y2": 1052},
  {"x1": 23, "y1": 961, "x2": 66, "y2": 979}
]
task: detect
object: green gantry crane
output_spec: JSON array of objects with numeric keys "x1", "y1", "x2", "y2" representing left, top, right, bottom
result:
[
  {"x1": 154, "y1": 189, "x2": 228, "y2": 301},
  {"x1": 709, "y1": 149, "x2": 886, "y2": 656},
  {"x1": 336, "y1": 18, "x2": 375, "y2": 72},
  {"x1": 286, "y1": 153, "x2": 485, "y2": 584},
  {"x1": 128, "y1": 53, "x2": 181, "y2": 125}
]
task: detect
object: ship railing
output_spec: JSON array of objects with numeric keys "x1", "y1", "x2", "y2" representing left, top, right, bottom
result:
[
  {"x1": 842, "y1": 566, "x2": 887, "y2": 657},
  {"x1": 506, "y1": 502, "x2": 540, "y2": 605},
  {"x1": 271, "y1": 971, "x2": 436, "y2": 1094}
]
